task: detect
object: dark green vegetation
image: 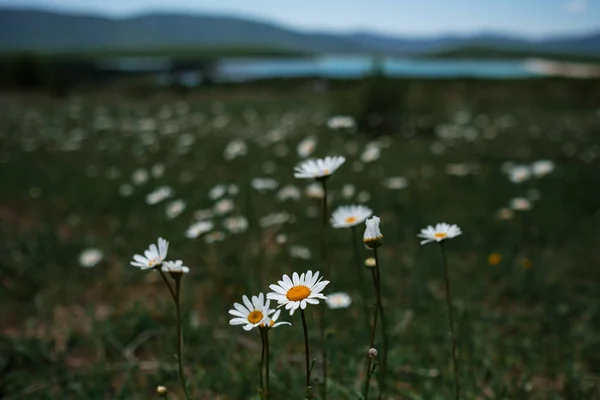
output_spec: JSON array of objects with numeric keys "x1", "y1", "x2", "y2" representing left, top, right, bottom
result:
[
  {"x1": 2, "y1": 8, "x2": 599, "y2": 59},
  {"x1": 1, "y1": 79, "x2": 600, "y2": 399}
]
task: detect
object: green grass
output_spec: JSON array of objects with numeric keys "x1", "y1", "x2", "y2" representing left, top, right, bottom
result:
[{"x1": 1, "y1": 79, "x2": 600, "y2": 399}]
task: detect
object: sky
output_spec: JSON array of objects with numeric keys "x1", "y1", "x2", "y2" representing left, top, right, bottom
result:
[{"x1": 1, "y1": 0, "x2": 599, "y2": 38}]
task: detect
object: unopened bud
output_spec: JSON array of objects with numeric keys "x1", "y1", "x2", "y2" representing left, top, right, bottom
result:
[
  {"x1": 368, "y1": 348, "x2": 378, "y2": 358},
  {"x1": 364, "y1": 257, "x2": 376, "y2": 268},
  {"x1": 156, "y1": 385, "x2": 168, "y2": 396}
]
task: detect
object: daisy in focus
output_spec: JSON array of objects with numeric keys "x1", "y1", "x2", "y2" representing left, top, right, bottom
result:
[
  {"x1": 363, "y1": 216, "x2": 383, "y2": 248},
  {"x1": 267, "y1": 271, "x2": 329, "y2": 315},
  {"x1": 130, "y1": 237, "x2": 169, "y2": 269},
  {"x1": 331, "y1": 205, "x2": 373, "y2": 228},
  {"x1": 229, "y1": 293, "x2": 274, "y2": 331},
  {"x1": 326, "y1": 292, "x2": 352, "y2": 309},
  {"x1": 294, "y1": 156, "x2": 345, "y2": 180},
  {"x1": 259, "y1": 309, "x2": 291, "y2": 329},
  {"x1": 161, "y1": 260, "x2": 190, "y2": 274},
  {"x1": 418, "y1": 223, "x2": 462, "y2": 245}
]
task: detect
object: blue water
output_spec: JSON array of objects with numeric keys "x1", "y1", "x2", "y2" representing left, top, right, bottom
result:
[{"x1": 217, "y1": 55, "x2": 541, "y2": 81}]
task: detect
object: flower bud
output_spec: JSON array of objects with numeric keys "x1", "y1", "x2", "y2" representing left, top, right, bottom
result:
[
  {"x1": 364, "y1": 257, "x2": 376, "y2": 268},
  {"x1": 156, "y1": 386, "x2": 168, "y2": 397},
  {"x1": 368, "y1": 348, "x2": 378, "y2": 358}
]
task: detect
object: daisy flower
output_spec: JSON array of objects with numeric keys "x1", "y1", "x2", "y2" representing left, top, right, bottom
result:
[
  {"x1": 363, "y1": 216, "x2": 383, "y2": 248},
  {"x1": 260, "y1": 309, "x2": 291, "y2": 329},
  {"x1": 326, "y1": 292, "x2": 352, "y2": 309},
  {"x1": 418, "y1": 223, "x2": 462, "y2": 245},
  {"x1": 267, "y1": 271, "x2": 329, "y2": 315},
  {"x1": 161, "y1": 260, "x2": 189, "y2": 274},
  {"x1": 229, "y1": 293, "x2": 274, "y2": 331},
  {"x1": 130, "y1": 238, "x2": 169, "y2": 269},
  {"x1": 293, "y1": 156, "x2": 345, "y2": 180},
  {"x1": 331, "y1": 205, "x2": 373, "y2": 228}
]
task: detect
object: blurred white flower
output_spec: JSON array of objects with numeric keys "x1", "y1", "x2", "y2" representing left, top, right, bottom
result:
[
  {"x1": 79, "y1": 248, "x2": 103, "y2": 268},
  {"x1": 509, "y1": 197, "x2": 532, "y2": 211},
  {"x1": 209, "y1": 184, "x2": 227, "y2": 200},
  {"x1": 186, "y1": 220, "x2": 214, "y2": 238},
  {"x1": 305, "y1": 182, "x2": 324, "y2": 198},
  {"x1": 166, "y1": 199, "x2": 186, "y2": 220},
  {"x1": 204, "y1": 231, "x2": 226, "y2": 244},
  {"x1": 341, "y1": 184, "x2": 355, "y2": 199},
  {"x1": 357, "y1": 190, "x2": 371, "y2": 203},
  {"x1": 297, "y1": 136, "x2": 317, "y2": 158},
  {"x1": 326, "y1": 292, "x2": 352, "y2": 309},
  {"x1": 531, "y1": 160, "x2": 555, "y2": 177},
  {"x1": 119, "y1": 183, "x2": 134, "y2": 197},
  {"x1": 228, "y1": 184, "x2": 239, "y2": 196},
  {"x1": 260, "y1": 212, "x2": 292, "y2": 228},
  {"x1": 417, "y1": 223, "x2": 461, "y2": 245},
  {"x1": 146, "y1": 186, "x2": 173, "y2": 205},
  {"x1": 275, "y1": 234, "x2": 287, "y2": 244},
  {"x1": 223, "y1": 139, "x2": 247, "y2": 160},
  {"x1": 294, "y1": 156, "x2": 345, "y2": 179},
  {"x1": 251, "y1": 177, "x2": 279, "y2": 191},
  {"x1": 277, "y1": 185, "x2": 301, "y2": 201},
  {"x1": 132, "y1": 169, "x2": 149, "y2": 186},
  {"x1": 194, "y1": 208, "x2": 214, "y2": 220},
  {"x1": 361, "y1": 143, "x2": 381, "y2": 163},
  {"x1": 224, "y1": 216, "x2": 249, "y2": 234},
  {"x1": 327, "y1": 116, "x2": 355, "y2": 130},
  {"x1": 289, "y1": 245, "x2": 312, "y2": 260},
  {"x1": 151, "y1": 163, "x2": 165, "y2": 178},
  {"x1": 214, "y1": 198, "x2": 235, "y2": 215},
  {"x1": 383, "y1": 176, "x2": 409, "y2": 190},
  {"x1": 508, "y1": 165, "x2": 532, "y2": 184},
  {"x1": 161, "y1": 260, "x2": 190, "y2": 274},
  {"x1": 331, "y1": 205, "x2": 373, "y2": 228}
]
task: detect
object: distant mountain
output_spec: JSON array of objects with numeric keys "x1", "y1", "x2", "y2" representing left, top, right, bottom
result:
[{"x1": 0, "y1": 8, "x2": 599, "y2": 55}]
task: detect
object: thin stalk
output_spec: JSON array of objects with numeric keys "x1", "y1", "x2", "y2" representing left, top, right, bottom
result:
[
  {"x1": 259, "y1": 329, "x2": 265, "y2": 397},
  {"x1": 265, "y1": 328, "x2": 270, "y2": 399},
  {"x1": 319, "y1": 178, "x2": 331, "y2": 400},
  {"x1": 364, "y1": 264, "x2": 380, "y2": 400},
  {"x1": 440, "y1": 242, "x2": 460, "y2": 400},
  {"x1": 174, "y1": 277, "x2": 191, "y2": 400},
  {"x1": 373, "y1": 246, "x2": 388, "y2": 399},
  {"x1": 300, "y1": 309, "x2": 312, "y2": 400},
  {"x1": 351, "y1": 226, "x2": 371, "y2": 325},
  {"x1": 159, "y1": 270, "x2": 177, "y2": 303}
]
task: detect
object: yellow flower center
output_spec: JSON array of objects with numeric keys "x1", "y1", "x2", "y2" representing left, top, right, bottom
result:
[
  {"x1": 345, "y1": 216, "x2": 357, "y2": 224},
  {"x1": 286, "y1": 285, "x2": 311, "y2": 301},
  {"x1": 323, "y1": 169, "x2": 330, "y2": 175},
  {"x1": 149, "y1": 259, "x2": 156, "y2": 266},
  {"x1": 247, "y1": 310, "x2": 263, "y2": 324},
  {"x1": 434, "y1": 232, "x2": 448, "y2": 239}
]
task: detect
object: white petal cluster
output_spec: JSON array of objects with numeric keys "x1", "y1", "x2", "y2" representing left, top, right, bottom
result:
[
  {"x1": 417, "y1": 223, "x2": 462, "y2": 245},
  {"x1": 294, "y1": 156, "x2": 345, "y2": 179}
]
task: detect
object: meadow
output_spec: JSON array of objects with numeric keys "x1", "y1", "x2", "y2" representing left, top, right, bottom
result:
[{"x1": 1, "y1": 78, "x2": 600, "y2": 399}]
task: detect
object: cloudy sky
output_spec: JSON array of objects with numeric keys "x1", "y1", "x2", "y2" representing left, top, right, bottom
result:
[{"x1": 1, "y1": 0, "x2": 598, "y2": 37}]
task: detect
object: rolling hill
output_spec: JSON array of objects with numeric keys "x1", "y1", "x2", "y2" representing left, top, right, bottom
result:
[{"x1": 1, "y1": 8, "x2": 599, "y2": 56}]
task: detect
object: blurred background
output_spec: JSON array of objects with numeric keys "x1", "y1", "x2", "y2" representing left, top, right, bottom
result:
[{"x1": 1, "y1": 1, "x2": 600, "y2": 399}]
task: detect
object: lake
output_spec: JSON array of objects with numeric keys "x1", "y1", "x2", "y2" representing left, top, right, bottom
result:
[{"x1": 216, "y1": 55, "x2": 542, "y2": 81}]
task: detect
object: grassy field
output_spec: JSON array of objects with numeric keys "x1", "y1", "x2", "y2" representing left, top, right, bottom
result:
[{"x1": 1, "y1": 79, "x2": 600, "y2": 399}]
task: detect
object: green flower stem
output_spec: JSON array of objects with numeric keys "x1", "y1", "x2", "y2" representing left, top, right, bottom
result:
[
  {"x1": 351, "y1": 226, "x2": 371, "y2": 326},
  {"x1": 259, "y1": 329, "x2": 265, "y2": 397},
  {"x1": 373, "y1": 246, "x2": 388, "y2": 399},
  {"x1": 300, "y1": 309, "x2": 312, "y2": 400},
  {"x1": 265, "y1": 328, "x2": 270, "y2": 399},
  {"x1": 319, "y1": 177, "x2": 331, "y2": 400},
  {"x1": 174, "y1": 276, "x2": 191, "y2": 400},
  {"x1": 440, "y1": 242, "x2": 460, "y2": 400}
]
